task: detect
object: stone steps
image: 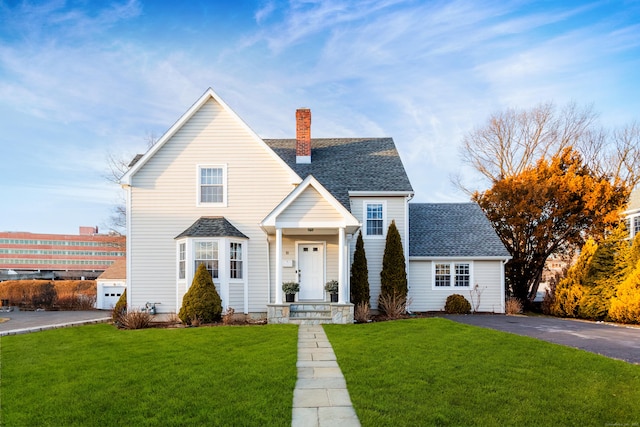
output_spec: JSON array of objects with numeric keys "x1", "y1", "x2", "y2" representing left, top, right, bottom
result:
[
  {"x1": 267, "y1": 302, "x2": 354, "y2": 324},
  {"x1": 290, "y1": 303, "x2": 333, "y2": 324}
]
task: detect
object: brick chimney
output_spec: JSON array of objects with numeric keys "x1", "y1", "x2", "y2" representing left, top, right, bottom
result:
[{"x1": 296, "y1": 108, "x2": 311, "y2": 164}]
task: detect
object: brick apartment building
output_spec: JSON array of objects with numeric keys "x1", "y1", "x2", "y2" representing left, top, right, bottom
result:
[{"x1": 0, "y1": 226, "x2": 125, "y2": 280}]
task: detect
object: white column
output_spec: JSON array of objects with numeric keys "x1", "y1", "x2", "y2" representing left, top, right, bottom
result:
[
  {"x1": 338, "y1": 227, "x2": 346, "y2": 304},
  {"x1": 275, "y1": 228, "x2": 283, "y2": 304}
]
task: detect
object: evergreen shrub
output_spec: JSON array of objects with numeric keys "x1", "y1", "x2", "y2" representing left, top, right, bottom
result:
[
  {"x1": 179, "y1": 263, "x2": 222, "y2": 325},
  {"x1": 350, "y1": 231, "x2": 370, "y2": 307},
  {"x1": 444, "y1": 294, "x2": 471, "y2": 314},
  {"x1": 379, "y1": 220, "x2": 407, "y2": 303}
]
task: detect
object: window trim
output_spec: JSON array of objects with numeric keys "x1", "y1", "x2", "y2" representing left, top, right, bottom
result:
[
  {"x1": 432, "y1": 261, "x2": 474, "y2": 290},
  {"x1": 229, "y1": 241, "x2": 244, "y2": 280},
  {"x1": 362, "y1": 200, "x2": 386, "y2": 239},
  {"x1": 196, "y1": 164, "x2": 227, "y2": 207}
]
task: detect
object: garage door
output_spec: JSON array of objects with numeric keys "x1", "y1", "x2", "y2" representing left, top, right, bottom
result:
[{"x1": 100, "y1": 286, "x2": 126, "y2": 309}]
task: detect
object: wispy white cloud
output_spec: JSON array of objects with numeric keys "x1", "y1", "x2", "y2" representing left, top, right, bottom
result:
[{"x1": 1, "y1": 0, "x2": 639, "y2": 233}]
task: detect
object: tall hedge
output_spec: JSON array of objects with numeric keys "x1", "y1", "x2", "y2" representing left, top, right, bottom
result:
[
  {"x1": 609, "y1": 258, "x2": 640, "y2": 323},
  {"x1": 379, "y1": 220, "x2": 407, "y2": 302},
  {"x1": 551, "y1": 222, "x2": 640, "y2": 323},
  {"x1": 179, "y1": 263, "x2": 222, "y2": 325},
  {"x1": 350, "y1": 231, "x2": 370, "y2": 307},
  {"x1": 578, "y1": 224, "x2": 629, "y2": 320}
]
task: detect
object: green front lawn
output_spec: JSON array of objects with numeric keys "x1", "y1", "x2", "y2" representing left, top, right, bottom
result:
[
  {"x1": 1, "y1": 324, "x2": 298, "y2": 426},
  {"x1": 324, "y1": 318, "x2": 640, "y2": 427}
]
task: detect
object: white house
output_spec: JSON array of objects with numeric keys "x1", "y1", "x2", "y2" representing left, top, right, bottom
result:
[{"x1": 120, "y1": 88, "x2": 510, "y2": 323}]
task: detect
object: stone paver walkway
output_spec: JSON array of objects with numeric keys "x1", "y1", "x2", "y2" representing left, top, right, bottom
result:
[{"x1": 292, "y1": 325, "x2": 361, "y2": 427}]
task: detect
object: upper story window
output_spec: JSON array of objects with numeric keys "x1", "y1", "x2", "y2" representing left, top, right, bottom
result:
[
  {"x1": 364, "y1": 201, "x2": 385, "y2": 238},
  {"x1": 195, "y1": 241, "x2": 219, "y2": 279},
  {"x1": 434, "y1": 262, "x2": 472, "y2": 288},
  {"x1": 197, "y1": 165, "x2": 227, "y2": 206},
  {"x1": 229, "y1": 242, "x2": 243, "y2": 279}
]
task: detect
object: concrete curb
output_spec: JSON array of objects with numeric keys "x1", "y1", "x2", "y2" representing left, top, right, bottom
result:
[{"x1": 0, "y1": 317, "x2": 111, "y2": 336}]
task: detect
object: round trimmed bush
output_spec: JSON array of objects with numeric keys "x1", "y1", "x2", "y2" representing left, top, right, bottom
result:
[{"x1": 444, "y1": 294, "x2": 471, "y2": 314}]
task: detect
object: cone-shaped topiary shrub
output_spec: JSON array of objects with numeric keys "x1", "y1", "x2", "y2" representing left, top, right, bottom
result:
[
  {"x1": 350, "y1": 231, "x2": 370, "y2": 307},
  {"x1": 179, "y1": 263, "x2": 222, "y2": 325},
  {"x1": 444, "y1": 294, "x2": 471, "y2": 314},
  {"x1": 379, "y1": 220, "x2": 407, "y2": 304}
]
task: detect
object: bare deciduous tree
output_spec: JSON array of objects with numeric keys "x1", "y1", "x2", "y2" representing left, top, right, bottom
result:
[
  {"x1": 103, "y1": 131, "x2": 159, "y2": 234},
  {"x1": 459, "y1": 102, "x2": 640, "y2": 189}
]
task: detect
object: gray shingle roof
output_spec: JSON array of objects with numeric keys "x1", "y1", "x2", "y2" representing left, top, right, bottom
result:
[
  {"x1": 264, "y1": 138, "x2": 413, "y2": 207},
  {"x1": 409, "y1": 203, "x2": 510, "y2": 258},
  {"x1": 175, "y1": 217, "x2": 249, "y2": 239}
]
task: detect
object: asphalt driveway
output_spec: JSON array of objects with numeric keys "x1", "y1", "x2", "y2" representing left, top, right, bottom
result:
[
  {"x1": 444, "y1": 314, "x2": 640, "y2": 364},
  {"x1": 0, "y1": 309, "x2": 110, "y2": 336}
]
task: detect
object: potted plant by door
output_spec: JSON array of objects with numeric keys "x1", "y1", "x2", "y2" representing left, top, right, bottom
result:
[
  {"x1": 325, "y1": 280, "x2": 339, "y2": 302},
  {"x1": 282, "y1": 282, "x2": 300, "y2": 302}
]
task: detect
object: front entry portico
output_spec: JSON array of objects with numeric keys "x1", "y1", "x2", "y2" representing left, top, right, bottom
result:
[{"x1": 261, "y1": 176, "x2": 360, "y2": 323}]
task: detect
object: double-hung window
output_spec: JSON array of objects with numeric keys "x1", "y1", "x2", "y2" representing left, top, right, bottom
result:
[
  {"x1": 195, "y1": 241, "x2": 219, "y2": 278},
  {"x1": 178, "y1": 242, "x2": 186, "y2": 279},
  {"x1": 364, "y1": 201, "x2": 385, "y2": 237},
  {"x1": 229, "y1": 242, "x2": 243, "y2": 279},
  {"x1": 198, "y1": 165, "x2": 227, "y2": 206},
  {"x1": 434, "y1": 263, "x2": 451, "y2": 287},
  {"x1": 455, "y1": 263, "x2": 470, "y2": 287},
  {"x1": 433, "y1": 262, "x2": 472, "y2": 288}
]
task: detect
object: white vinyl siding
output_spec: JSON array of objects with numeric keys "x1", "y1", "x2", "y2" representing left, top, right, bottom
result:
[
  {"x1": 408, "y1": 259, "x2": 505, "y2": 313},
  {"x1": 129, "y1": 98, "x2": 296, "y2": 314},
  {"x1": 278, "y1": 186, "x2": 345, "y2": 224},
  {"x1": 229, "y1": 282, "x2": 244, "y2": 310}
]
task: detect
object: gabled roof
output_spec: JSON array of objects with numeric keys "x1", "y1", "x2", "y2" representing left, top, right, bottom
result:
[
  {"x1": 97, "y1": 259, "x2": 126, "y2": 280},
  {"x1": 175, "y1": 217, "x2": 248, "y2": 239},
  {"x1": 264, "y1": 138, "x2": 414, "y2": 207},
  {"x1": 409, "y1": 203, "x2": 510, "y2": 258},
  {"x1": 261, "y1": 175, "x2": 360, "y2": 234},
  {"x1": 120, "y1": 87, "x2": 300, "y2": 186}
]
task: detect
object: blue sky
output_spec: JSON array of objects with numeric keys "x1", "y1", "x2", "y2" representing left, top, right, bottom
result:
[{"x1": 1, "y1": 0, "x2": 639, "y2": 235}]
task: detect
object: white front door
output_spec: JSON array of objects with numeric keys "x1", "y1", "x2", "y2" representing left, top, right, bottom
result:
[{"x1": 298, "y1": 243, "x2": 324, "y2": 300}]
